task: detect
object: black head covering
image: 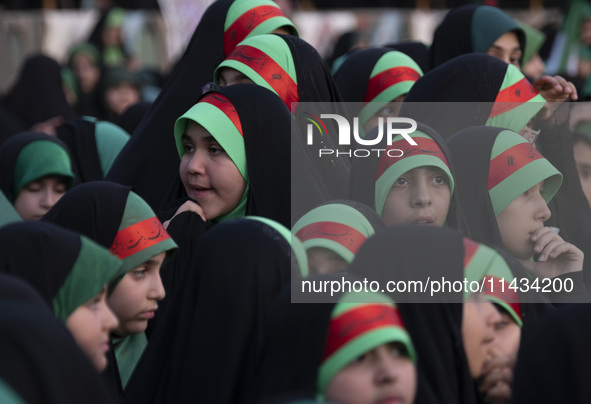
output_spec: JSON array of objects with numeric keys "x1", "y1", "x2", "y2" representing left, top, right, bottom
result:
[
  {"x1": 55, "y1": 118, "x2": 104, "y2": 182},
  {"x1": 348, "y1": 225, "x2": 476, "y2": 404},
  {"x1": 430, "y1": 4, "x2": 525, "y2": 69},
  {"x1": 400, "y1": 54, "x2": 509, "y2": 140},
  {"x1": 2, "y1": 54, "x2": 75, "y2": 128},
  {"x1": 0, "y1": 131, "x2": 74, "y2": 202},
  {"x1": 124, "y1": 218, "x2": 292, "y2": 404},
  {"x1": 0, "y1": 277, "x2": 121, "y2": 404},
  {"x1": 325, "y1": 31, "x2": 361, "y2": 69},
  {"x1": 512, "y1": 303, "x2": 591, "y2": 403},
  {"x1": 386, "y1": 41, "x2": 431, "y2": 73},
  {"x1": 87, "y1": 6, "x2": 130, "y2": 66},
  {"x1": 348, "y1": 121, "x2": 469, "y2": 234},
  {"x1": 116, "y1": 101, "x2": 152, "y2": 136}
]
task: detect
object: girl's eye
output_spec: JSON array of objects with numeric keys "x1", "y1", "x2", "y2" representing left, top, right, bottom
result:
[
  {"x1": 433, "y1": 175, "x2": 447, "y2": 185},
  {"x1": 25, "y1": 183, "x2": 41, "y2": 192},
  {"x1": 209, "y1": 146, "x2": 224, "y2": 155},
  {"x1": 522, "y1": 190, "x2": 530, "y2": 197},
  {"x1": 351, "y1": 352, "x2": 368, "y2": 364},
  {"x1": 133, "y1": 270, "x2": 146, "y2": 279},
  {"x1": 378, "y1": 106, "x2": 395, "y2": 117},
  {"x1": 494, "y1": 320, "x2": 509, "y2": 331},
  {"x1": 396, "y1": 177, "x2": 408, "y2": 186},
  {"x1": 183, "y1": 143, "x2": 195, "y2": 153}
]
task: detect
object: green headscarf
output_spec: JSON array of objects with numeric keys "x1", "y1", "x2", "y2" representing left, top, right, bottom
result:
[
  {"x1": 292, "y1": 203, "x2": 377, "y2": 264},
  {"x1": 174, "y1": 92, "x2": 248, "y2": 223},
  {"x1": 53, "y1": 235, "x2": 122, "y2": 322},
  {"x1": 374, "y1": 130, "x2": 454, "y2": 217},
  {"x1": 0, "y1": 191, "x2": 21, "y2": 227},
  {"x1": 488, "y1": 130, "x2": 562, "y2": 217},
  {"x1": 317, "y1": 291, "x2": 416, "y2": 401},
  {"x1": 82, "y1": 116, "x2": 130, "y2": 176},
  {"x1": 485, "y1": 63, "x2": 546, "y2": 133},
  {"x1": 462, "y1": 237, "x2": 522, "y2": 326},
  {"x1": 471, "y1": 5, "x2": 525, "y2": 54},
  {"x1": 518, "y1": 21, "x2": 546, "y2": 67},
  {"x1": 12, "y1": 140, "x2": 75, "y2": 202}
]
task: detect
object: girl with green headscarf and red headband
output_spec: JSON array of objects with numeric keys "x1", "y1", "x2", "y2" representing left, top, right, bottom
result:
[
  {"x1": 247, "y1": 283, "x2": 417, "y2": 404},
  {"x1": 448, "y1": 126, "x2": 588, "y2": 302},
  {"x1": 334, "y1": 48, "x2": 423, "y2": 136}
]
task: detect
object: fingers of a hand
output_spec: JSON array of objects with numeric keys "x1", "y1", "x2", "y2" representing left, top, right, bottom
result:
[
  {"x1": 485, "y1": 382, "x2": 512, "y2": 404},
  {"x1": 544, "y1": 242, "x2": 583, "y2": 262},
  {"x1": 530, "y1": 226, "x2": 553, "y2": 242},
  {"x1": 480, "y1": 367, "x2": 513, "y2": 392},
  {"x1": 482, "y1": 355, "x2": 516, "y2": 374}
]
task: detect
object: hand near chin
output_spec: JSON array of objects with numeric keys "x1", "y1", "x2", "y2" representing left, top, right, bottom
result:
[
  {"x1": 521, "y1": 227, "x2": 584, "y2": 278},
  {"x1": 163, "y1": 201, "x2": 206, "y2": 229},
  {"x1": 479, "y1": 351, "x2": 516, "y2": 404}
]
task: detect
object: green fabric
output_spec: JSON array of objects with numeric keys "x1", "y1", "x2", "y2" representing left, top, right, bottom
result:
[
  {"x1": 0, "y1": 379, "x2": 26, "y2": 404},
  {"x1": 175, "y1": 100, "x2": 249, "y2": 223},
  {"x1": 485, "y1": 64, "x2": 546, "y2": 133},
  {"x1": 292, "y1": 203, "x2": 376, "y2": 264},
  {"x1": 559, "y1": 0, "x2": 591, "y2": 73},
  {"x1": 489, "y1": 130, "x2": 562, "y2": 217},
  {"x1": 12, "y1": 140, "x2": 75, "y2": 202},
  {"x1": 224, "y1": 0, "x2": 299, "y2": 37},
  {"x1": 471, "y1": 5, "x2": 523, "y2": 53},
  {"x1": 317, "y1": 291, "x2": 416, "y2": 400},
  {"x1": 105, "y1": 7, "x2": 125, "y2": 28},
  {"x1": 517, "y1": 21, "x2": 546, "y2": 66},
  {"x1": 83, "y1": 117, "x2": 130, "y2": 176},
  {"x1": 53, "y1": 236, "x2": 122, "y2": 323},
  {"x1": 113, "y1": 332, "x2": 147, "y2": 389},
  {"x1": 359, "y1": 51, "x2": 423, "y2": 129},
  {"x1": 68, "y1": 43, "x2": 100, "y2": 67},
  {"x1": 115, "y1": 191, "x2": 178, "y2": 278},
  {"x1": 0, "y1": 191, "x2": 21, "y2": 227},
  {"x1": 248, "y1": 215, "x2": 309, "y2": 277},
  {"x1": 462, "y1": 241, "x2": 521, "y2": 326},
  {"x1": 214, "y1": 34, "x2": 297, "y2": 90},
  {"x1": 61, "y1": 67, "x2": 79, "y2": 96},
  {"x1": 374, "y1": 131, "x2": 454, "y2": 217}
]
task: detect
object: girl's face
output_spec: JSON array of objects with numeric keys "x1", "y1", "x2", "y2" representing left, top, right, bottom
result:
[
  {"x1": 180, "y1": 122, "x2": 247, "y2": 220},
  {"x1": 496, "y1": 181, "x2": 551, "y2": 259},
  {"x1": 325, "y1": 342, "x2": 417, "y2": 404},
  {"x1": 13, "y1": 175, "x2": 68, "y2": 220},
  {"x1": 462, "y1": 293, "x2": 501, "y2": 379},
  {"x1": 107, "y1": 252, "x2": 166, "y2": 337},
  {"x1": 363, "y1": 97, "x2": 405, "y2": 134},
  {"x1": 72, "y1": 53, "x2": 100, "y2": 93},
  {"x1": 486, "y1": 31, "x2": 522, "y2": 67},
  {"x1": 382, "y1": 166, "x2": 451, "y2": 227},
  {"x1": 307, "y1": 247, "x2": 348, "y2": 275},
  {"x1": 104, "y1": 83, "x2": 140, "y2": 116},
  {"x1": 66, "y1": 286, "x2": 118, "y2": 372},
  {"x1": 492, "y1": 308, "x2": 521, "y2": 357},
  {"x1": 217, "y1": 67, "x2": 255, "y2": 87}
]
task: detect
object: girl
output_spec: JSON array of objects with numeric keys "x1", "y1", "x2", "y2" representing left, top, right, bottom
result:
[
  {"x1": 334, "y1": 48, "x2": 423, "y2": 135},
  {"x1": 292, "y1": 200, "x2": 384, "y2": 275},
  {"x1": 0, "y1": 221, "x2": 122, "y2": 372},
  {"x1": 42, "y1": 181, "x2": 178, "y2": 391},
  {"x1": 448, "y1": 126, "x2": 586, "y2": 301},
  {"x1": 0, "y1": 132, "x2": 75, "y2": 221},
  {"x1": 106, "y1": 0, "x2": 298, "y2": 211},
  {"x1": 349, "y1": 122, "x2": 467, "y2": 232},
  {"x1": 248, "y1": 286, "x2": 417, "y2": 404},
  {"x1": 0, "y1": 274, "x2": 122, "y2": 404}
]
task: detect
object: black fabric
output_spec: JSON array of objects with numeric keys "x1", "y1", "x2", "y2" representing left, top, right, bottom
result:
[
  {"x1": 42, "y1": 181, "x2": 130, "y2": 250},
  {"x1": 105, "y1": 0, "x2": 233, "y2": 211},
  {"x1": 0, "y1": 273, "x2": 50, "y2": 307},
  {"x1": 0, "y1": 221, "x2": 81, "y2": 308},
  {"x1": 348, "y1": 225, "x2": 476, "y2": 404},
  {"x1": 116, "y1": 101, "x2": 152, "y2": 136},
  {"x1": 279, "y1": 34, "x2": 351, "y2": 205},
  {"x1": 348, "y1": 121, "x2": 470, "y2": 235},
  {"x1": 512, "y1": 303, "x2": 591, "y2": 403},
  {"x1": 386, "y1": 41, "x2": 431, "y2": 73},
  {"x1": 124, "y1": 218, "x2": 292, "y2": 404},
  {"x1": 0, "y1": 105, "x2": 26, "y2": 145},
  {"x1": 56, "y1": 118, "x2": 104, "y2": 183},
  {"x1": 2, "y1": 54, "x2": 75, "y2": 128},
  {"x1": 246, "y1": 273, "x2": 354, "y2": 403},
  {"x1": 0, "y1": 131, "x2": 74, "y2": 201},
  {"x1": 325, "y1": 31, "x2": 360, "y2": 69},
  {"x1": 87, "y1": 6, "x2": 130, "y2": 66},
  {"x1": 400, "y1": 54, "x2": 507, "y2": 140},
  {"x1": 0, "y1": 284, "x2": 121, "y2": 404}
]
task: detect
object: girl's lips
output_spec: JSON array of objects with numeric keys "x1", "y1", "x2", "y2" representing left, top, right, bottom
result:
[{"x1": 139, "y1": 311, "x2": 155, "y2": 319}]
